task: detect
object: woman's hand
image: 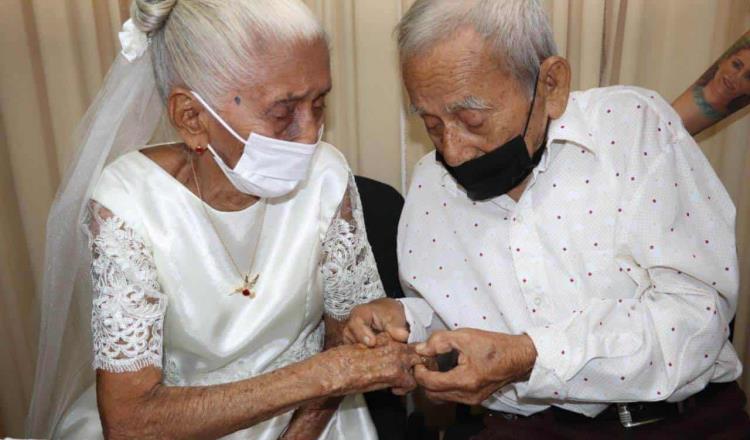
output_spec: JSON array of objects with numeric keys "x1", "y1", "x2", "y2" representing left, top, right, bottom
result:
[{"x1": 323, "y1": 333, "x2": 423, "y2": 396}]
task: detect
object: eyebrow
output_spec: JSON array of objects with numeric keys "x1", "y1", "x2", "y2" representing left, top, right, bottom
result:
[
  {"x1": 409, "y1": 96, "x2": 494, "y2": 116},
  {"x1": 409, "y1": 103, "x2": 425, "y2": 115},
  {"x1": 271, "y1": 85, "x2": 333, "y2": 105},
  {"x1": 446, "y1": 96, "x2": 493, "y2": 113}
]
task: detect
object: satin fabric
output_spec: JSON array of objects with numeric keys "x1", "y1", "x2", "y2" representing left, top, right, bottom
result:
[{"x1": 55, "y1": 143, "x2": 377, "y2": 439}]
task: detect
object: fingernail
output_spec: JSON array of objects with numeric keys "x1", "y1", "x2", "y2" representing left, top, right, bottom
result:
[{"x1": 364, "y1": 336, "x2": 371, "y2": 345}]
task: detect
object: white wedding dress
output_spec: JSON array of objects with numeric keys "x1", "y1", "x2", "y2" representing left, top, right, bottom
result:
[{"x1": 54, "y1": 143, "x2": 383, "y2": 439}]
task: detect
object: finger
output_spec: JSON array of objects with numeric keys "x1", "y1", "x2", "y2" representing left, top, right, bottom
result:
[
  {"x1": 385, "y1": 324, "x2": 410, "y2": 343},
  {"x1": 413, "y1": 364, "x2": 468, "y2": 392},
  {"x1": 341, "y1": 326, "x2": 357, "y2": 345},
  {"x1": 425, "y1": 389, "x2": 472, "y2": 405},
  {"x1": 424, "y1": 390, "x2": 448, "y2": 404},
  {"x1": 393, "y1": 367, "x2": 417, "y2": 391},
  {"x1": 402, "y1": 348, "x2": 426, "y2": 368},
  {"x1": 415, "y1": 331, "x2": 456, "y2": 357},
  {"x1": 359, "y1": 381, "x2": 394, "y2": 394},
  {"x1": 422, "y1": 356, "x2": 439, "y2": 371},
  {"x1": 392, "y1": 387, "x2": 408, "y2": 396},
  {"x1": 348, "y1": 316, "x2": 377, "y2": 347},
  {"x1": 392, "y1": 383, "x2": 416, "y2": 396}
]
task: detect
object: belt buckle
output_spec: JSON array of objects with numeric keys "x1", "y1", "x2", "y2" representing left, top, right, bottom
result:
[{"x1": 616, "y1": 403, "x2": 665, "y2": 428}]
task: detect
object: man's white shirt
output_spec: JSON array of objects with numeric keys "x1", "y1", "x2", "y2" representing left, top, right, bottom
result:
[{"x1": 398, "y1": 86, "x2": 742, "y2": 417}]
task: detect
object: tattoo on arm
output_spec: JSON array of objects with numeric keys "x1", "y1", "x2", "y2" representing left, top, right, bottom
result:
[
  {"x1": 673, "y1": 30, "x2": 750, "y2": 136},
  {"x1": 692, "y1": 86, "x2": 724, "y2": 120}
]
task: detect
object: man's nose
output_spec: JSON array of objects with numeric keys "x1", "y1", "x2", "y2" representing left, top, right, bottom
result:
[{"x1": 441, "y1": 126, "x2": 472, "y2": 167}]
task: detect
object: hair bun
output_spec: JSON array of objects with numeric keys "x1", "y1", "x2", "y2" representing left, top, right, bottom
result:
[{"x1": 131, "y1": 0, "x2": 178, "y2": 34}]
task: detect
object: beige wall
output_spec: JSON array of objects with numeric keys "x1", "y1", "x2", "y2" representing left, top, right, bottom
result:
[{"x1": 0, "y1": 0, "x2": 748, "y2": 436}]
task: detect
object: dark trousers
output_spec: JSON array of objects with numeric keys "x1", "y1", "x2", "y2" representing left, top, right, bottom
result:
[{"x1": 445, "y1": 382, "x2": 750, "y2": 440}]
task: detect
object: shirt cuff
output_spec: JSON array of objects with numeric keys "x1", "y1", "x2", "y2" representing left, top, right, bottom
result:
[
  {"x1": 398, "y1": 297, "x2": 434, "y2": 343},
  {"x1": 522, "y1": 325, "x2": 641, "y2": 400},
  {"x1": 520, "y1": 326, "x2": 570, "y2": 400}
]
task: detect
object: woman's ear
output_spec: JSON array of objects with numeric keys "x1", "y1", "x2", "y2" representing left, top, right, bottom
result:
[
  {"x1": 168, "y1": 86, "x2": 209, "y2": 152},
  {"x1": 540, "y1": 56, "x2": 571, "y2": 120}
]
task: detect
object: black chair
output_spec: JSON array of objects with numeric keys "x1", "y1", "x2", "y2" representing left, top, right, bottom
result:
[
  {"x1": 354, "y1": 175, "x2": 405, "y2": 299},
  {"x1": 355, "y1": 175, "x2": 408, "y2": 439}
]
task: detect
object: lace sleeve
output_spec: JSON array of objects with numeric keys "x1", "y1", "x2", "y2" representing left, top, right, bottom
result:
[
  {"x1": 84, "y1": 200, "x2": 167, "y2": 373},
  {"x1": 321, "y1": 175, "x2": 386, "y2": 321}
]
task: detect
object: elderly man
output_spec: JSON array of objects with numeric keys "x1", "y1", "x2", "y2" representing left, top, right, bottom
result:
[{"x1": 344, "y1": 0, "x2": 750, "y2": 437}]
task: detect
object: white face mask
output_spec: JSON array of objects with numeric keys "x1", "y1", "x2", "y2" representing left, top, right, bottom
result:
[{"x1": 192, "y1": 92, "x2": 322, "y2": 198}]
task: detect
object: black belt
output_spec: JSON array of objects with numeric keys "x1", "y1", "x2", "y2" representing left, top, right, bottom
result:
[
  {"x1": 551, "y1": 400, "x2": 683, "y2": 428},
  {"x1": 490, "y1": 382, "x2": 730, "y2": 429}
]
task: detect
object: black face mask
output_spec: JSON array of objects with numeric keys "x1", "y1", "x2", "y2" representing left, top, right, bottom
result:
[{"x1": 436, "y1": 79, "x2": 548, "y2": 201}]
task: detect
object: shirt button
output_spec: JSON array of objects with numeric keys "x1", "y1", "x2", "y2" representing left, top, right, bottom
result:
[{"x1": 534, "y1": 297, "x2": 542, "y2": 306}]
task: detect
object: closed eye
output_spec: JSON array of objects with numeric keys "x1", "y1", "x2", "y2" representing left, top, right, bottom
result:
[
  {"x1": 422, "y1": 115, "x2": 442, "y2": 131},
  {"x1": 313, "y1": 95, "x2": 327, "y2": 110},
  {"x1": 268, "y1": 102, "x2": 294, "y2": 120}
]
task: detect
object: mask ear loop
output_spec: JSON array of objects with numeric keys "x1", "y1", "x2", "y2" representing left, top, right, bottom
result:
[
  {"x1": 522, "y1": 73, "x2": 542, "y2": 139},
  {"x1": 522, "y1": 72, "x2": 550, "y2": 167},
  {"x1": 191, "y1": 92, "x2": 247, "y2": 144}
]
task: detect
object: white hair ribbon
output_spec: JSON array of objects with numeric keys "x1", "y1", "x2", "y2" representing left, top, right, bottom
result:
[{"x1": 119, "y1": 19, "x2": 150, "y2": 62}]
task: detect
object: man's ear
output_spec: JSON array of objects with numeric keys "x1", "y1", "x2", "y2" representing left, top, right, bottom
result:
[
  {"x1": 168, "y1": 86, "x2": 210, "y2": 152},
  {"x1": 540, "y1": 56, "x2": 571, "y2": 119}
]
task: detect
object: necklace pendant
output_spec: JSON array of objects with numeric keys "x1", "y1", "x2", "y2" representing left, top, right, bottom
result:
[{"x1": 231, "y1": 273, "x2": 259, "y2": 299}]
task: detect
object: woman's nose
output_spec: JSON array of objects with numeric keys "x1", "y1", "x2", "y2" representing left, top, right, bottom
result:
[
  {"x1": 295, "y1": 109, "x2": 322, "y2": 144},
  {"x1": 298, "y1": 123, "x2": 321, "y2": 144}
]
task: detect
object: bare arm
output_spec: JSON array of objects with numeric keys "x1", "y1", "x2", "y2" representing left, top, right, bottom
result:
[
  {"x1": 279, "y1": 316, "x2": 347, "y2": 440},
  {"x1": 673, "y1": 30, "x2": 750, "y2": 135},
  {"x1": 97, "y1": 336, "x2": 420, "y2": 440}
]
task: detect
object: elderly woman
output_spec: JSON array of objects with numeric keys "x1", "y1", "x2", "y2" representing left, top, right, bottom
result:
[{"x1": 26, "y1": 1, "x2": 420, "y2": 439}]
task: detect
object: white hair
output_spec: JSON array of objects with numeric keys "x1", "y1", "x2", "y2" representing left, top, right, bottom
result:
[
  {"x1": 131, "y1": 0, "x2": 326, "y2": 105},
  {"x1": 396, "y1": 0, "x2": 557, "y2": 95}
]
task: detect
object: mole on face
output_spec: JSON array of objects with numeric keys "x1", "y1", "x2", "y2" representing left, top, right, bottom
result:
[{"x1": 234, "y1": 96, "x2": 242, "y2": 105}]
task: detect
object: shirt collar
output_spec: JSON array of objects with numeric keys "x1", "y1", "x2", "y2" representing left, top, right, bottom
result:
[
  {"x1": 535, "y1": 93, "x2": 596, "y2": 172},
  {"x1": 548, "y1": 94, "x2": 596, "y2": 151}
]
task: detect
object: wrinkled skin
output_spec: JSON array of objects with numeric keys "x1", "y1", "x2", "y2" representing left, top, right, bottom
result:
[{"x1": 413, "y1": 329, "x2": 536, "y2": 406}]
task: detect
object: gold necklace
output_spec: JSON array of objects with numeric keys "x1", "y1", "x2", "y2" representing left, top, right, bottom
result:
[{"x1": 190, "y1": 155, "x2": 260, "y2": 298}]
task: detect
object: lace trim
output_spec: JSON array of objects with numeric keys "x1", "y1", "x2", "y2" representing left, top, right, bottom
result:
[
  {"x1": 86, "y1": 200, "x2": 167, "y2": 373},
  {"x1": 163, "y1": 321, "x2": 325, "y2": 386},
  {"x1": 321, "y1": 174, "x2": 386, "y2": 321}
]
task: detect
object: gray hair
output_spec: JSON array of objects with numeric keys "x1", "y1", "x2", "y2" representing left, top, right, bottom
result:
[
  {"x1": 396, "y1": 0, "x2": 557, "y2": 95},
  {"x1": 131, "y1": 0, "x2": 326, "y2": 105}
]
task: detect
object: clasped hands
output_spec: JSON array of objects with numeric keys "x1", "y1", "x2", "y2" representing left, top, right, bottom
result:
[{"x1": 342, "y1": 298, "x2": 538, "y2": 405}]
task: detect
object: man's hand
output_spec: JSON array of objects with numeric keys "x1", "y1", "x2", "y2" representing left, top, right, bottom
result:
[
  {"x1": 343, "y1": 298, "x2": 409, "y2": 347},
  {"x1": 413, "y1": 329, "x2": 537, "y2": 406}
]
